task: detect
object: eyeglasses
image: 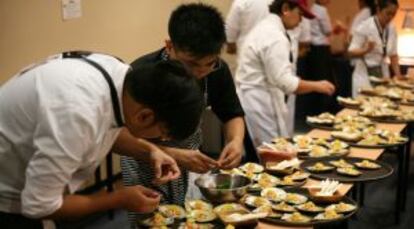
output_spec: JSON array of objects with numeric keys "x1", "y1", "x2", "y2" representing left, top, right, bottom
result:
[{"x1": 172, "y1": 48, "x2": 223, "y2": 74}]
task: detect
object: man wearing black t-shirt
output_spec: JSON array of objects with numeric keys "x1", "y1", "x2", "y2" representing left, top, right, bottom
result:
[{"x1": 121, "y1": 4, "x2": 245, "y2": 227}]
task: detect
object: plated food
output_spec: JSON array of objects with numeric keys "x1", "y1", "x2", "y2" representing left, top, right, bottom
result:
[
  {"x1": 158, "y1": 205, "x2": 186, "y2": 219},
  {"x1": 185, "y1": 200, "x2": 213, "y2": 212},
  {"x1": 326, "y1": 202, "x2": 357, "y2": 213},
  {"x1": 249, "y1": 188, "x2": 358, "y2": 227},
  {"x1": 261, "y1": 187, "x2": 287, "y2": 202},
  {"x1": 301, "y1": 157, "x2": 393, "y2": 183},
  {"x1": 354, "y1": 160, "x2": 381, "y2": 170},
  {"x1": 187, "y1": 209, "x2": 217, "y2": 223},
  {"x1": 336, "y1": 167, "x2": 362, "y2": 177},
  {"x1": 214, "y1": 203, "x2": 246, "y2": 215},
  {"x1": 331, "y1": 126, "x2": 408, "y2": 148},
  {"x1": 359, "y1": 85, "x2": 414, "y2": 105},
  {"x1": 329, "y1": 159, "x2": 354, "y2": 168},
  {"x1": 281, "y1": 212, "x2": 312, "y2": 223},
  {"x1": 243, "y1": 195, "x2": 272, "y2": 208},
  {"x1": 272, "y1": 136, "x2": 349, "y2": 159},
  {"x1": 314, "y1": 209, "x2": 343, "y2": 220},
  {"x1": 240, "y1": 162, "x2": 264, "y2": 174},
  {"x1": 296, "y1": 201, "x2": 325, "y2": 213},
  {"x1": 139, "y1": 212, "x2": 174, "y2": 227},
  {"x1": 272, "y1": 202, "x2": 296, "y2": 213},
  {"x1": 306, "y1": 162, "x2": 335, "y2": 173},
  {"x1": 307, "y1": 113, "x2": 375, "y2": 131},
  {"x1": 285, "y1": 193, "x2": 308, "y2": 205},
  {"x1": 337, "y1": 95, "x2": 398, "y2": 110}
]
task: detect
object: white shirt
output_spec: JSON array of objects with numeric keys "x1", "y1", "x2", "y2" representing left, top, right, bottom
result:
[
  {"x1": 225, "y1": 0, "x2": 272, "y2": 51},
  {"x1": 350, "y1": 16, "x2": 398, "y2": 68},
  {"x1": 350, "y1": 8, "x2": 371, "y2": 34},
  {"x1": 0, "y1": 53, "x2": 129, "y2": 218},
  {"x1": 348, "y1": 16, "x2": 398, "y2": 96},
  {"x1": 293, "y1": 18, "x2": 312, "y2": 43},
  {"x1": 310, "y1": 3, "x2": 332, "y2": 45},
  {"x1": 236, "y1": 14, "x2": 300, "y2": 138}
]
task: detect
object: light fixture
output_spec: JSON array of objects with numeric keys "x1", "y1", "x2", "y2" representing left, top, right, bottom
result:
[{"x1": 402, "y1": 8, "x2": 414, "y2": 30}]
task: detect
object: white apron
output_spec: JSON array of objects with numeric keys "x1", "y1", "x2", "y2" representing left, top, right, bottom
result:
[
  {"x1": 237, "y1": 84, "x2": 288, "y2": 148},
  {"x1": 352, "y1": 59, "x2": 390, "y2": 97}
]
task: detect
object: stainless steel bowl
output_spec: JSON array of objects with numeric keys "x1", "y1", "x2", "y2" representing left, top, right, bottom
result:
[{"x1": 195, "y1": 173, "x2": 252, "y2": 204}]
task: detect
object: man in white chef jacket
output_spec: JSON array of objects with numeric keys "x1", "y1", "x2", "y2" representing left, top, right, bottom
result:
[
  {"x1": 236, "y1": 0, "x2": 336, "y2": 148},
  {"x1": 0, "y1": 53, "x2": 204, "y2": 229}
]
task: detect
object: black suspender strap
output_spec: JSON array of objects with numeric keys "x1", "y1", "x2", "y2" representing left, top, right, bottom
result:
[
  {"x1": 285, "y1": 31, "x2": 294, "y2": 64},
  {"x1": 62, "y1": 51, "x2": 124, "y2": 127}
]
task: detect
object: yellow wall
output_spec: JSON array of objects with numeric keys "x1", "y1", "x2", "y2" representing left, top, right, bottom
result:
[
  {"x1": 0, "y1": 0, "x2": 232, "y2": 83},
  {"x1": 2, "y1": 0, "x2": 413, "y2": 83}
]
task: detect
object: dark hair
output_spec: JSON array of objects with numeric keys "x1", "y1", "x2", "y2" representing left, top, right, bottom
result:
[
  {"x1": 124, "y1": 60, "x2": 204, "y2": 140},
  {"x1": 361, "y1": 0, "x2": 377, "y2": 15},
  {"x1": 168, "y1": 3, "x2": 226, "y2": 58},
  {"x1": 377, "y1": 0, "x2": 399, "y2": 11},
  {"x1": 269, "y1": 0, "x2": 298, "y2": 15}
]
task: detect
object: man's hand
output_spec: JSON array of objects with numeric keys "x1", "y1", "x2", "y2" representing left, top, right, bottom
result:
[
  {"x1": 218, "y1": 140, "x2": 243, "y2": 169},
  {"x1": 363, "y1": 41, "x2": 376, "y2": 54},
  {"x1": 149, "y1": 145, "x2": 181, "y2": 185},
  {"x1": 171, "y1": 149, "x2": 218, "y2": 173},
  {"x1": 315, "y1": 80, "x2": 336, "y2": 96},
  {"x1": 117, "y1": 185, "x2": 161, "y2": 213}
]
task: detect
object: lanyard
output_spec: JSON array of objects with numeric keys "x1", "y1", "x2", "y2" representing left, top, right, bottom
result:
[
  {"x1": 285, "y1": 31, "x2": 294, "y2": 63},
  {"x1": 374, "y1": 17, "x2": 389, "y2": 57},
  {"x1": 62, "y1": 51, "x2": 124, "y2": 127}
]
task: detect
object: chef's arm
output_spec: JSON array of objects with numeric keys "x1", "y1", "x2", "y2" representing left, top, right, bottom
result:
[
  {"x1": 390, "y1": 55, "x2": 403, "y2": 79},
  {"x1": 112, "y1": 128, "x2": 156, "y2": 160},
  {"x1": 295, "y1": 79, "x2": 335, "y2": 96}
]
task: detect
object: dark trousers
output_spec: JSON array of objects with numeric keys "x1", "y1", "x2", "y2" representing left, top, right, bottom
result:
[
  {"x1": 298, "y1": 45, "x2": 340, "y2": 115},
  {"x1": 0, "y1": 211, "x2": 43, "y2": 229}
]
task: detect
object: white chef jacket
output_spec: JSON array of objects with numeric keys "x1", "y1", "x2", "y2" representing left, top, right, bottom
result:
[
  {"x1": 283, "y1": 19, "x2": 310, "y2": 136},
  {"x1": 236, "y1": 14, "x2": 300, "y2": 147},
  {"x1": 350, "y1": 8, "x2": 371, "y2": 35},
  {"x1": 310, "y1": 3, "x2": 332, "y2": 45},
  {"x1": 350, "y1": 8, "x2": 372, "y2": 67},
  {"x1": 225, "y1": 0, "x2": 272, "y2": 53},
  {"x1": 348, "y1": 16, "x2": 398, "y2": 96},
  {"x1": 0, "y1": 53, "x2": 129, "y2": 218}
]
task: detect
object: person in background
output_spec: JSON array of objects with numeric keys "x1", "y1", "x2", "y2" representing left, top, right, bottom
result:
[
  {"x1": 121, "y1": 3, "x2": 245, "y2": 228},
  {"x1": 350, "y1": 0, "x2": 377, "y2": 35},
  {"x1": 236, "y1": 0, "x2": 335, "y2": 150},
  {"x1": 0, "y1": 53, "x2": 204, "y2": 229},
  {"x1": 225, "y1": 0, "x2": 273, "y2": 56},
  {"x1": 348, "y1": 0, "x2": 402, "y2": 96},
  {"x1": 306, "y1": 0, "x2": 341, "y2": 115}
]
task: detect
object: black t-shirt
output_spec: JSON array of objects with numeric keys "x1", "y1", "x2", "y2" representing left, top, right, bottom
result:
[{"x1": 130, "y1": 48, "x2": 245, "y2": 123}]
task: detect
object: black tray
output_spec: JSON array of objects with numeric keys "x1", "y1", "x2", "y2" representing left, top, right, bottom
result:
[
  {"x1": 300, "y1": 157, "x2": 393, "y2": 183},
  {"x1": 335, "y1": 136, "x2": 408, "y2": 149},
  {"x1": 257, "y1": 188, "x2": 358, "y2": 227}
]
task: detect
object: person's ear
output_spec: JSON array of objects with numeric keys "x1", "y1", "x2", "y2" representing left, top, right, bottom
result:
[
  {"x1": 165, "y1": 40, "x2": 173, "y2": 54},
  {"x1": 134, "y1": 108, "x2": 156, "y2": 128},
  {"x1": 281, "y1": 3, "x2": 290, "y2": 16}
]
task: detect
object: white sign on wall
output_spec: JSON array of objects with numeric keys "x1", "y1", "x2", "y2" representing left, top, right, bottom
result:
[{"x1": 62, "y1": 0, "x2": 82, "y2": 20}]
